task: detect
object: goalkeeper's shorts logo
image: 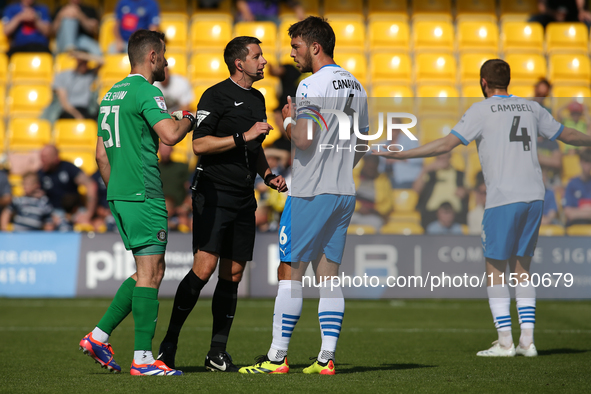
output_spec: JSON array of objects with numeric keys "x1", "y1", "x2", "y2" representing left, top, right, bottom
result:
[{"x1": 157, "y1": 229, "x2": 167, "y2": 242}]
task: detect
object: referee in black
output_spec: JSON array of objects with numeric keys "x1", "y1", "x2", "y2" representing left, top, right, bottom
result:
[{"x1": 157, "y1": 36, "x2": 288, "y2": 372}]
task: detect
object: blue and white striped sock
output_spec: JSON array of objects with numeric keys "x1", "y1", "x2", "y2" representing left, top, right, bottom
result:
[
  {"x1": 268, "y1": 280, "x2": 302, "y2": 362},
  {"x1": 487, "y1": 284, "x2": 513, "y2": 348},
  {"x1": 317, "y1": 278, "x2": 344, "y2": 363},
  {"x1": 516, "y1": 281, "x2": 536, "y2": 347}
]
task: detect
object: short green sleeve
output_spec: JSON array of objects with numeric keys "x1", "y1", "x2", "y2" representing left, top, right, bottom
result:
[{"x1": 137, "y1": 84, "x2": 173, "y2": 127}]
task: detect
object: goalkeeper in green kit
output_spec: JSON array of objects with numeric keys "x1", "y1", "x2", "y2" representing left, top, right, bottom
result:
[{"x1": 78, "y1": 30, "x2": 195, "y2": 376}]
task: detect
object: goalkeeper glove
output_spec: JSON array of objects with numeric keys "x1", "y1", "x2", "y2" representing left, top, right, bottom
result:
[{"x1": 171, "y1": 110, "x2": 196, "y2": 129}]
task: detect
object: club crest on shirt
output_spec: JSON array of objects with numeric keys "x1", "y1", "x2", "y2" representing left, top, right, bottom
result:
[
  {"x1": 157, "y1": 229, "x2": 167, "y2": 242},
  {"x1": 154, "y1": 96, "x2": 167, "y2": 110}
]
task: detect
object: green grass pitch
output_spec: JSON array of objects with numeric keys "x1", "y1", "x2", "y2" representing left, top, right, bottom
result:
[{"x1": 1, "y1": 298, "x2": 590, "y2": 393}]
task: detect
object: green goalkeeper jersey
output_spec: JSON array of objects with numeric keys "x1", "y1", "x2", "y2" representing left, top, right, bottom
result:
[{"x1": 98, "y1": 74, "x2": 172, "y2": 201}]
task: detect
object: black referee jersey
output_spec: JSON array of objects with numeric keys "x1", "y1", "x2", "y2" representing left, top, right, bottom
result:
[{"x1": 193, "y1": 77, "x2": 267, "y2": 195}]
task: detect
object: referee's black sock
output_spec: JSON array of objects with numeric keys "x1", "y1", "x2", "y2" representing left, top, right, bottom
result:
[
  {"x1": 209, "y1": 278, "x2": 239, "y2": 355},
  {"x1": 162, "y1": 270, "x2": 207, "y2": 346}
]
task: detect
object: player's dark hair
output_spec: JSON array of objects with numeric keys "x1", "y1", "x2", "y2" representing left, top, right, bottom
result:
[
  {"x1": 128, "y1": 29, "x2": 166, "y2": 68},
  {"x1": 224, "y1": 36, "x2": 262, "y2": 74},
  {"x1": 579, "y1": 148, "x2": 591, "y2": 163},
  {"x1": 288, "y1": 16, "x2": 336, "y2": 58},
  {"x1": 480, "y1": 59, "x2": 511, "y2": 90}
]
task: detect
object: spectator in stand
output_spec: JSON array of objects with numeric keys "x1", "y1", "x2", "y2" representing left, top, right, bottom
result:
[
  {"x1": 564, "y1": 149, "x2": 591, "y2": 226},
  {"x1": 384, "y1": 117, "x2": 423, "y2": 189},
  {"x1": 52, "y1": 0, "x2": 101, "y2": 55},
  {"x1": 1, "y1": 172, "x2": 54, "y2": 231},
  {"x1": 268, "y1": 61, "x2": 302, "y2": 144},
  {"x1": 413, "y1": 152, "x2": 468, "y2": 230},
  {"x1": 0, "y1": 168, "x2": 12, "y2": 215},
  {"x1": 38, "y1": 144, "x2": 97, "y2": 226},
  {"x1": 236, "y1": 0, "x2": 304, "y2": 23},
  {"x1": 529, "y1": 0, "x2": 591, "y2": 29},
  {"x1": 53, "y1": 50, "x2": 103, "y2": 120},
  {"x1": 556, "y1": 101, "x2": 591, "y2": 154},
  {"x1": 112, "y1": 0, "x2": 160, "y2": 53},
  {"x1": 255, "y1": 147, "x2": 289, "y2": 232},
  {"x1": 542, "y1": 187, "x2": 559, "y2": 225},
  {"x1": 154, "y1": 68, "x2": 194, "y2": 113},
  {"x1": 351, "y1": 154, "x2": 393, "y2": 232},
  {"x1": 91, "y1": 169, "x2": 115, "y2": 232},
  {"x1": 2, "y1": 0, "x2": 51, "y2": 57},
  {"x1": 537, "y1": 132, "x2": 562, "y2": 189},
  {"x1": 532, "y1": 79, "x2": 552, "y2": 113},
  {"x1": 55, "y1": 193, "x2": 81, "y2": 231},
  {"x1": 426, "y1": 201, "x2": 464, "y2": 235},
  {"x1": 467, "y1": 172, "x2": 486, "y2": 235},
  {"x1": 158, "y1": 142, "x2": 191, "y2": 231}
]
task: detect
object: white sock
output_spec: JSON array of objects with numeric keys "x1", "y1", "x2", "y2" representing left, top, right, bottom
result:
[
  {"x1": 134, "y1": 350, "x2": 155, "y2": 365},
  {"x1": 268, "y1": 280, "x2": 302, "y2": 362},
  {"x1": 317, "y1": 278, "x2": 344, "y2": 363},
  {"x1": 91, "y1": 327, "x2": 109, "y2": 343},
  {"x1": 515, "y1": 280, "x2": 536, "y2": 348},
  {"x1": 487, "y1": 285, "x2": 513, "y2": 348}
]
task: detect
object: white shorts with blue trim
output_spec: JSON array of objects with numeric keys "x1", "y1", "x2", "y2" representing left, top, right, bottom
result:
[
  {"x1": 278, "y1": 194, "x2": 355, "y2": 264},
  {"x1": 482, "y1": 201, "x2": 543, "y2": 261}
]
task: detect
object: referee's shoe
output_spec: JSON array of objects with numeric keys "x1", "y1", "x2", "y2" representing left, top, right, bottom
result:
[{"x1": 205, "y1": 351, "x2": 239, "y2": 372}]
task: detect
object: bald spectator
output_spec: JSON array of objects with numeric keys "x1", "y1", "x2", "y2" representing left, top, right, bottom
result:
[
  {"x1": 2, "y1": 0, "x2": 51, "y2": 57},
  {"x1": 38, "y1": 145, "x2": 97, "y2": 225},
  {"x1": 52, "y1": 0, "x2": 101, "y2": 55},
  {"x1": 154, "y1": 68, "x2": 194, "y2": 113}
]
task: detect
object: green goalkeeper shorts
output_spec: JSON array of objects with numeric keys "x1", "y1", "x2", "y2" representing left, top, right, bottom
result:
[{"x1": 109, "y1": 198, "x2": 168, "y2": 255}]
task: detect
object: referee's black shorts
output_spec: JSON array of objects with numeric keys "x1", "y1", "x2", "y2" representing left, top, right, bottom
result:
[{"x1": 192, "y1": 186, "x2": 257, "y2": 261}]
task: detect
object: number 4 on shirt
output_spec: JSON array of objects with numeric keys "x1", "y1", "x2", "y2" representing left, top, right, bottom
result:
[{"x1": 509, "y1": 115, "x2": 531, "y2": 151}]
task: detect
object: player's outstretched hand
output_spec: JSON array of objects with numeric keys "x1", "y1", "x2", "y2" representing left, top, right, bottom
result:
[
  {"x1": 245, "y1": 122, "x2": 273, "y2": 142},
  {"x1": 372, "y1": 146, "x2": 404, "y2": 160},
  {"x1": 265, "y1": 174, "x2": 288, "y2": 193}
]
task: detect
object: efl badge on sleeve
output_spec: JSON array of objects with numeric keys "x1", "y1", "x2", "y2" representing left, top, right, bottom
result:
[{"x1": 154, "y1": 96, "x2": 167, "y2": 111}]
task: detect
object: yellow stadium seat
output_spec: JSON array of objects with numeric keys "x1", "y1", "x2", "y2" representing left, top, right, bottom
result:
[
  {"x1": 262, "y1": 111, "x2": 282, "y2": 147},
  {"x1": 0, "y1": 53, "x2": 7, "y2": 84},
  {"x1": 562, "y1": 154, "x2": 581, "y2": 184},
  {"x1": 191, "y1": 10, "x2": 233, "y2": 24},
  {"x1": 504, "y1": 53, "x2": 546, "y2": 84},
  {"x1": 388, "y1": 211, "x2": 421, "y2": 224},
  {"x1": 566, "y1": 224, "x2": 591, "y2": 236},
  {"x1": 538, "y1": 224, "x2": 565, "y2": 236},
  {"x1": 161, "y1": 14, "x2": 189, "y2": 52},
  {"x1": 455, "y1": 0, "x2": 497, "y2": 22},
  {"x1": 457, "y1": 21, "x2": 499, "y2": 54},
  {"x1": 59, "y1": 150, "x2": 97, "y2": 175},
  {"x1": 418, "y1": 116, "x2": 457, "y2": 143},
  {"x1": 54, "y1": 52, "x2": 78, "y2": 74},
  {"x1": 191, "y1": 84, "x2": 210, "y2": 111},
  {"x1": 367, "y1": 0, "x2": 408, "y2": 21},
  {"x1": 8, "y1": 53, "x2": 53, "y2": 84},
  {"x1": 499, "y1": 0, "x2": 537, "y2": 21},
  {"x1": 509, "y1": 84, "x2": 534, "y2": 98},
  {"x1": 461, "y1": 84, "x2": 485, "y2": 111},
  {"x1": 546, "y1": 22, "x2": 588, "y2": 55},
  {"x1": 393, "y1": 189, "x2": 419, "y2": 212},
  {"x1": 417, "y1": 85, "x2": 460, "y2": 116},
  {"x1": 8, "y1": 119, "x2": 52, "y2": 151},
  {"x1": 412, "y1": 0, "x2": 452, "y2": 19},
  {"x1": 257, "y1": 84, "x2": 279, "y2": 112},
  {"x1": 381, "y1": 221, "x2": 424, "y2": 235},
  {"x1": 347, "y1": 224, "x2": 377, "y2": 235},
  {"x1": 99, "y1": 14, "x2": 116, "y2": 54},
  {"x1": 6, "y1": 84, "x2": 52, "y2": 118},
  {"x1": 552, "y1": 86, "x2": 591, "y2": 114},
  {"x1": 234, "y1": 22, "x2": 277, "y2": 54},
  {"x1": 330, "y1": 20, "x2": 365, "y2": 50},
  {"x1": 333, "y1": 52, "x2": 367, "y2": 86},
  {"x1": 459, "y1": 53, "x2": 496, "y2": 85},
  {"x1": 54, "y1": 119, "x2": 98, "y2": 151},
  {"x1": 190, "y1": 18, "x2": 232, "y2": 50},
  {"x1": 549, "y1": 54, "x2": 591, "y2": 85},
  {"x1": 0, "y1": 22, "x2": 9, "y2": 53},
  {"x1": 0, "y1": 121, "x2": 5, "y2": 152},
  {"x1": 370, "y1": 84, "x2": 414, "y2": 114},
  {"x1": 324, "y1": 0, "x2": 363, "y2": 17},
  {"x1": 370, "y1": 53, "x2": 411, "y2": 84},
  {"x1": 501, "y1": 22, "x2": 544, "y2": 54},
  {"x1": 415, "y1": 53, "x2": 456, "y2": 84},
  {"x1": 189, "y1": 51, "x2": 227, "y2": 84},
  {"x1": 166, "y1": 51, "x2": 188, "y2": 77},
  {"x1": 413, "y1": 21, "x2": 454, "y2": 53},
  {"x1": 99, "y1": 54, "x2": 131, "y2": 82},
  {"x1": 159, "y1": 0, "x2": 187, "y2": 13},
  {"x1": 368, "y1": 20, "x2": 410, "y2": 52}
]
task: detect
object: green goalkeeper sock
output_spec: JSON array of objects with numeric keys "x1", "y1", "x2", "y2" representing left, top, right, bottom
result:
[
  {"x1": 132, "y1": 287, "x2": 159, "y2": 351},
  {"x1": 97, "y1": 277, "x2": 136, "y2": 335}
]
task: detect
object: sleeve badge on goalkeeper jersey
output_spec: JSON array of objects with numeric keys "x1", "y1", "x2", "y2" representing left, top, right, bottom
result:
[{"x1": 154, "y1": 96, "x2": 167, "y2": 110}]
